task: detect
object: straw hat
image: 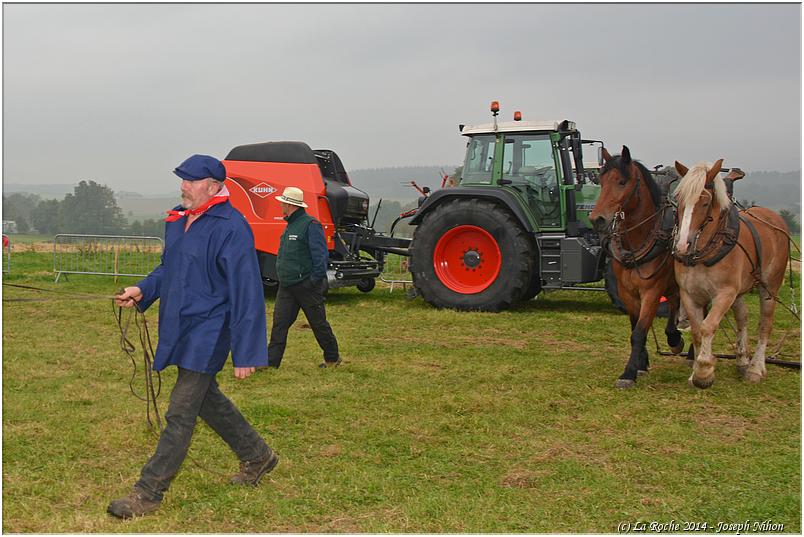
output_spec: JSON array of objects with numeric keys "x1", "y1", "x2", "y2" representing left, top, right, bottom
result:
[{"x1": 276, "y1": 186, "x2": 308, "y2": 207}]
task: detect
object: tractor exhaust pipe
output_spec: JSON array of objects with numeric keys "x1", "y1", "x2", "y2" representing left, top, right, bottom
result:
[{"x1": 558, "y1": 134, "x2": 579, "y2": 237}]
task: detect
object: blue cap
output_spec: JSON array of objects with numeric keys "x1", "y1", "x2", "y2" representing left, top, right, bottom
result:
[{"x1": 173, "y1": 154, "x2": 226, "y2": 181}]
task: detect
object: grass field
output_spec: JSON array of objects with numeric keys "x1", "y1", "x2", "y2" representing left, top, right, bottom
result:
[{"x1": 2, "y1": 249, "x2": 801, "y2": 533}]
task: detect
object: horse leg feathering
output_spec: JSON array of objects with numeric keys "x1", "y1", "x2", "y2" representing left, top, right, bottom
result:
[{"x1": 730, "y1": 296, "x2": 751, "y2": 376}]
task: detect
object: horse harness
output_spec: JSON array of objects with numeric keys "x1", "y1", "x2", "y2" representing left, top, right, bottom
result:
[
  {"x1": 672, "y1": 180, "x2": 764, "y2": 281},
  {"x1": 605, "y1": 170, "x2": 676, "y2": 277}
]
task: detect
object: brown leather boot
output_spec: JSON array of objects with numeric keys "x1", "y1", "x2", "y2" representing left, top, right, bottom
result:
[
  {"x1": 230, "y1": 450, "x2": 279, "y2": 486},
  {"x1": 107, "y1": 489, "x2": 161, "y2": 519}
]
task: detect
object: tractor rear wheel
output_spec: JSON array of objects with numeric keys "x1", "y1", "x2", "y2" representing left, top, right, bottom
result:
[
  {"x1": 409, "y1": 198, "x2": 533, "y2": 311},
  {"x1": 522, "y1": 270, "x2": 543, "y2": 301}
]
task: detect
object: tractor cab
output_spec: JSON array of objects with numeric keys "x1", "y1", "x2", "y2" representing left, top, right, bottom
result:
[
  {"x1": 461, "y1": 122, "x2": 564, "y2": 229},
  {"x1": 458, "y1": 106, "x2": 599, "y2": 234}
]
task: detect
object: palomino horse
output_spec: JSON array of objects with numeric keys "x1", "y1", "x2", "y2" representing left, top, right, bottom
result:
[
  {"x1": 673, "y1": 160, "x2": 790, "y2": 388},
  {"x1": 590, "y1": 146, "x2": 685, "y2": 388}
]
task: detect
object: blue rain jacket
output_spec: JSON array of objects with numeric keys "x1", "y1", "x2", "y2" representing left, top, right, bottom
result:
[{"x1": 136, "y1": 201, "x2": 269, "y2": 374}]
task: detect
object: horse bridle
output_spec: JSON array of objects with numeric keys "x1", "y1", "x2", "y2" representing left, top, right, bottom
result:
[
  {"x1": 608, "y1": 166, "x2": 642, "y2": 234},
  {"x1": 604, "y1": 165, "x2": 673, "y2": 278},
  {"x1": 672, "y1": 185, "x2": 739, "y2": 267}
]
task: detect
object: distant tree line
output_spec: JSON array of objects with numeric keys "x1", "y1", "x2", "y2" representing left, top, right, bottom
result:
[
  {"x1": 3, "y1": 181, "x2": 165, "y2": 237},
  {"x1": 778, "y1": 210, "x2": 800, "y2": 233},
  {"x1": 3, "y1": 169, "x2": 799, "y2": 240},
  {"x1": 738, "y1": 198, "x2": 800, "y2": 233}
]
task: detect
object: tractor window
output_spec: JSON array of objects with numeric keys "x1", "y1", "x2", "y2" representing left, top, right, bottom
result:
[
  {"x1": 462, "y1": 135, "x2": 496, "y2": 184},
  {"x1": 501, "y1": 134, "x2": 562, "y2": 229},
  {"x1": 501, "y1": 134, "x2": 555, "y2": 178}
]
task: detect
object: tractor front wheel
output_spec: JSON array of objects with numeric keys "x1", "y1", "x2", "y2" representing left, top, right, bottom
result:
[{"x1": 409, "y1": 199, "x2": 533, "y2": 311}]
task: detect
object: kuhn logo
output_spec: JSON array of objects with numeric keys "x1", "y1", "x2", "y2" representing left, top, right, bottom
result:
[{"x1": 249, "y1": 182, "x2": 277, "y2": 198}]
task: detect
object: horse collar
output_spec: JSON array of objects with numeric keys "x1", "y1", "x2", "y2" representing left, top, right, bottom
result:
[
  {"x1": 674, "y1": 204, "x2": 741, "y2": 267},
  {"x1": 608, "y1": 191, "x2": 675, "y2": 269}
]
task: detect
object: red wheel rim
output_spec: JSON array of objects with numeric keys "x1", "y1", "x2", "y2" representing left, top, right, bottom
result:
[{"x1": 433, "y1": 225, "x2": 502, "y2": 294}]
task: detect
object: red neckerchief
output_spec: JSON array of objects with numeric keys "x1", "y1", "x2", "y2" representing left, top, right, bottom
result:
[{"x1": 165, "y1": 185, "x2": 230, "y2": 222}]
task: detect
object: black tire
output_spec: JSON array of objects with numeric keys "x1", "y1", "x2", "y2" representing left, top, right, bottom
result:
[
  {"x1": 356, "y1": 278, "x2": 375, "y2": 293},
  {"x1": 603, "y1": 260, "x2": 627, "y2": 314},
  {"x1": 409, "y1": 198, "x2": 534, "y2": 311},
  {"x1": 522, "y1": 267, "x2": 542, "y2": 301}
]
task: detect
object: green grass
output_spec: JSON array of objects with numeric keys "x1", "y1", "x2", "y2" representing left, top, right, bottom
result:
[
  {"x1": 3, "y1": 250, "x2": 801, "y2": 532},
  {"x1": 3, "y1": 233, "x2": 54, "y2": 244}
]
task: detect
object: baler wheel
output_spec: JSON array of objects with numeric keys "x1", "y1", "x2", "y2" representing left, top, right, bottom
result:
[{"x1": 357, "y1": 278, "x2": 376, "y2": 293}]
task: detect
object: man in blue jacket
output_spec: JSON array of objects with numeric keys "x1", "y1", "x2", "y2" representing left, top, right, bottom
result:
[
  {"x1": 108, "y1": 155, "x2": 276, "y2": 519},
  {"x1": 267, "y1": 186, "x2": 340, "y2": 368}
]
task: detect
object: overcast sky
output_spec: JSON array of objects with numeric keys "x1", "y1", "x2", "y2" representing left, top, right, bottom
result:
[{"x1": 3, "y1": 3, "x2": 801, "y2": 195}]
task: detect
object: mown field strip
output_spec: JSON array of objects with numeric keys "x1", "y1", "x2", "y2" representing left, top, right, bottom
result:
[{"x1": 2, "y1": 250, "x2": 800, "y2": 532}]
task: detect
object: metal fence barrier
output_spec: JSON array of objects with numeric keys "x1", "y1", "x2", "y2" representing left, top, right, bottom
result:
[
  {"x1": 379, "y1": 253, "x2": 413, "y2": 292},
  {"x1": 53, "y1": 234, "x2": 164, "y2": 282}
]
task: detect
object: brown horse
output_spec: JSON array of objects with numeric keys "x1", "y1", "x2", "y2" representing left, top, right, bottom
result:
[
  {"x1": 673, "y1": 160, "x2": 790, "y2": 388},
  {"x1": 590, "y1": 146, "x2": 685, "y2": 388}
]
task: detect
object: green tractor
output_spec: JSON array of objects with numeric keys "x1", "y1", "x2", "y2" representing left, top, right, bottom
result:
[{"x1": 407, "y1": 101, "x2": 609, "y2": 311}]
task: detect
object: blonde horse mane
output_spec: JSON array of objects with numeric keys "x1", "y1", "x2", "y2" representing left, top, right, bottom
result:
[
  {"x1": 675, "y1": 162, "x2": 731, "y2": 254},
  {"x1": 675, "y1": 162, "x2": 731, "y2": 210}
]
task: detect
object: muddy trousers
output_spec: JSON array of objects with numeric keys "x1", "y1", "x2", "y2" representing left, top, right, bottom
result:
[
  {"x1": 135, "y1": 367, "x2": 271, "y2": 501},
  {"x1": 267, "y1": 277, "x2": 339, "y2": 367}
]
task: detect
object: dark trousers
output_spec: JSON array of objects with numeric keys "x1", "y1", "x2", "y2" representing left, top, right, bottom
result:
[
  {"x1": 135, "y1": 368, "x2": 271, "y2": 501},
  {"x1": 267, "y1": 278, "x2": 339, "y2": 367}
]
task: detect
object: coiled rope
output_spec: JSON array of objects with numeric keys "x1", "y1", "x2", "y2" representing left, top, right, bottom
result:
[{"x1": 113, "y1": 297, "x2": 163, "y2": 432}]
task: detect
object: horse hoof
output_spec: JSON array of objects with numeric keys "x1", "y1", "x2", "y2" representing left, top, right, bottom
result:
[
  {"x1": 743, "y1": 371, "x2": 763, "y2": 384},
  {"x1": 615, "y1": 379, "x2": 636, "y2": 389},
  {"x1": 689, "y1": 375, "x2": 714, "y2": 389},
  {"x1": 686, "y1": 359, "x2": 694, "y2": 369},
  {"x1": 670, "y1": 338, "x2": 685, "y2": 355},
  {"x1": 736, "y1": 365, "x2": 749, "y2": 377},
  {"x1": 637, "y1": 369, "x2": 649, "y2": 376}
]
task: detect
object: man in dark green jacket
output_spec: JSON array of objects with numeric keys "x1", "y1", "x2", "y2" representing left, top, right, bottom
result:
[{"x1": 268, "y1": 187, "x2": 340, "y2": 368}]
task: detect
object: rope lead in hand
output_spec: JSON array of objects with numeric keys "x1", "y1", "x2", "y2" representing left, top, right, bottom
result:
[{"x1": 113, "y1": 296, "x2": 163, "y2": 433}]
